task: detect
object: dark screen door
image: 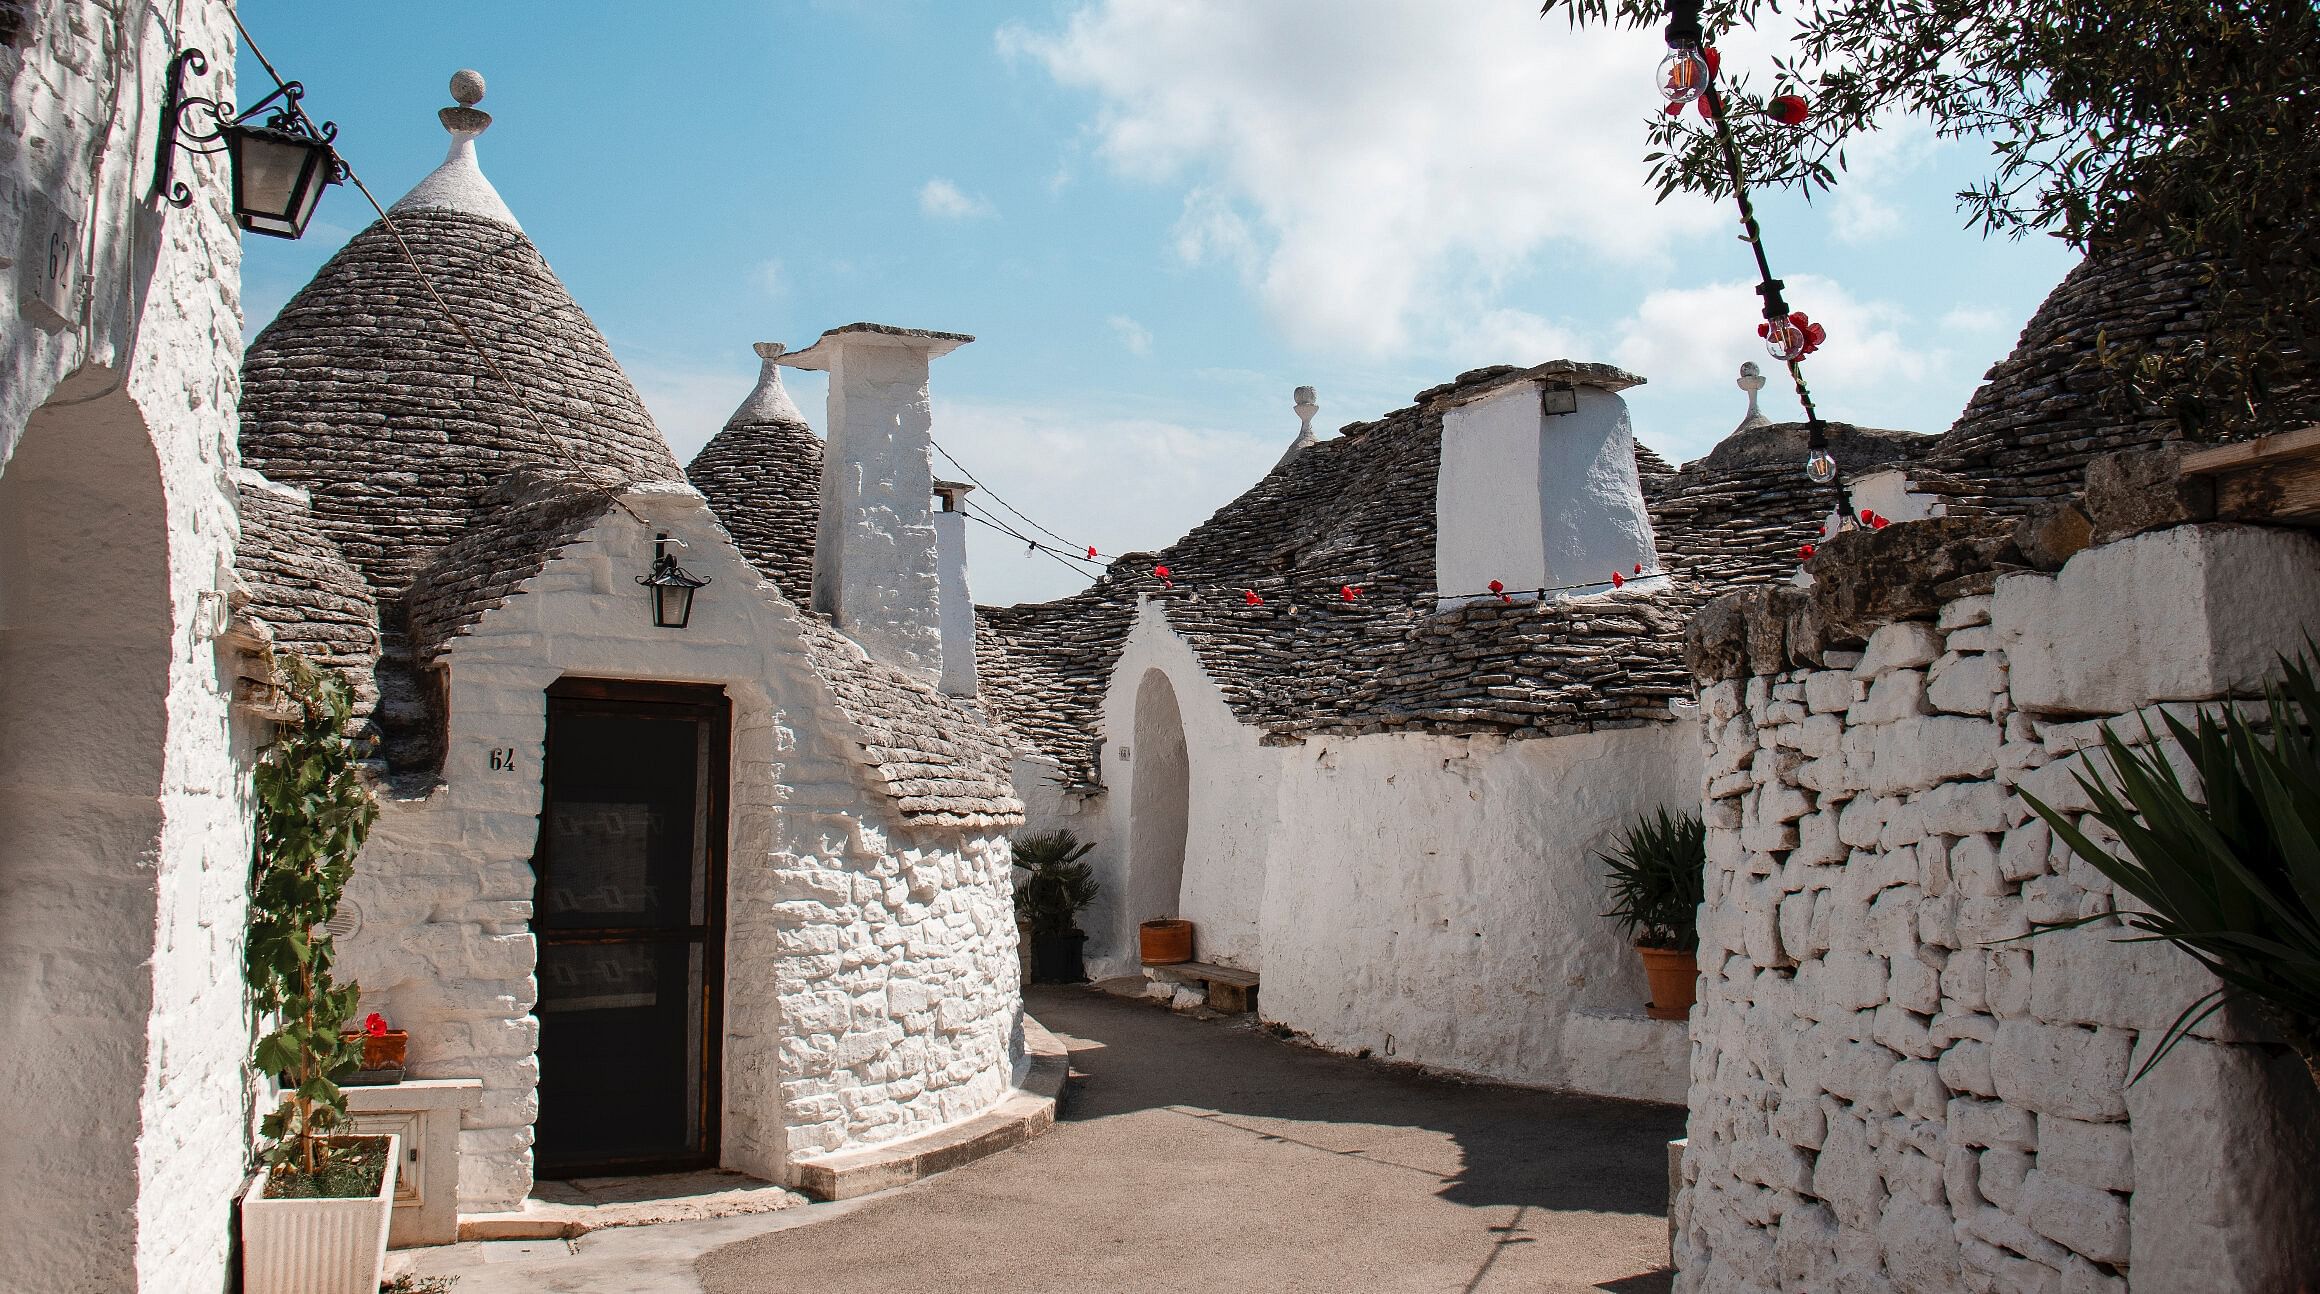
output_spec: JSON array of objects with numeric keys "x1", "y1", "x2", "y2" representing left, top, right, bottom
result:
[{"x1": 532, "y1": 679, "x2": 729, "y2": 1176}]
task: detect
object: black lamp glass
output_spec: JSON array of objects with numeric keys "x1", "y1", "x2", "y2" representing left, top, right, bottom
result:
[{"x1": 223, "y1": 122, "x2": 339, "y2": 239}]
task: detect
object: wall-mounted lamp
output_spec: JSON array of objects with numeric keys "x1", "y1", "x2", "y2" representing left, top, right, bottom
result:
[
  {"x1": 637, "y1": 533, "x2": 709, "y2": 628},
  {"x1": 1539, "y1": 382, "x2": 1579, "y2": 416},
  {"x1": 155, "y1": 48, "x2": 344, "y2": 239}
]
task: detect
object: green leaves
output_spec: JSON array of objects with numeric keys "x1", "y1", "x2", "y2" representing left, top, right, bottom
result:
[
  {"x1": 1600, "y1": 808, "x2": 1708, "y2": 952},
  {"x1": 247, "y1": 655, "x2": 380, "y2": 1181},
  {"x1": 2024, "y1": 646, "x2": 2320, "y2": 1087},
  {"x1": 1011, "y1": 830, "x2": 1101, "y2": 936}
]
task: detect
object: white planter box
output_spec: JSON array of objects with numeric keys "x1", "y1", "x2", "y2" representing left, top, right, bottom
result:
[{"x1": 241, "y1": 1134, "x2": 400, "y2": 1294}]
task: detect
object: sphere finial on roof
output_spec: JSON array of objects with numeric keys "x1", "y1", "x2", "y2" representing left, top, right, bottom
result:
[
  {"x1": 1278, "y1": 385, "x2": 1321, "y2": 469},
  {"x1": 438, "y1": 68, "x2": 493, "y2": 136}
]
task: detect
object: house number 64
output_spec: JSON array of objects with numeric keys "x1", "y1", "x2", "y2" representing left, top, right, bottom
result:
[{"x1": 487, "y1": 747, "x2": 518, "y2": 773}]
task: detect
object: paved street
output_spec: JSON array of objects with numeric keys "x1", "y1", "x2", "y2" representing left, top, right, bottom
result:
[{"x1": 698, "y1": 987, "x2": 1682, "y2": 1294}]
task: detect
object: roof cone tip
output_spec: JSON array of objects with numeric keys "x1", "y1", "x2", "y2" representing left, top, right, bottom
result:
[
  {"x1": 439, "y1": 68, "x2": 492, "y2": 136},
  {"x1": 731, "y1": 343, "x2": 808, "y2": 428}
]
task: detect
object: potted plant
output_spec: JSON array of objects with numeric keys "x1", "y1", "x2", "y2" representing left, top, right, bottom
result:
[
  {"x1": 1601, "y1": 808, "x2": 1707, "y2": 1021},
  {"x1": 242, "y1": 656, "x2": 398, "y2": 1294},
  {"x1": 1013, "y1": 829, "x2": 1099, "y2": 983}
]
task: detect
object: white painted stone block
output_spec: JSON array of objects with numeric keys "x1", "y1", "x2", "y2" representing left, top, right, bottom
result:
[{"x1": 1856, "y1": 623, "x2": 1944, "y2": 679}]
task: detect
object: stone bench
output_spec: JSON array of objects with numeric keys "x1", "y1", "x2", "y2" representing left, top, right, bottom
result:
[{"x1": 1149, "y1": 961, "x2": 1259, "y2": 1014}]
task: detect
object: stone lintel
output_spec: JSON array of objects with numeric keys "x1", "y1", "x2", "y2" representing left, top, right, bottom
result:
[{"x1": 778, "y1": 322, "x2": 974, "y2": 371}]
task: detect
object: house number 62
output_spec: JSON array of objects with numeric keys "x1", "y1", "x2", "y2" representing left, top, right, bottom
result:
[{"x1": 487, "y1": 747, "x2": 518, "y2": 773}]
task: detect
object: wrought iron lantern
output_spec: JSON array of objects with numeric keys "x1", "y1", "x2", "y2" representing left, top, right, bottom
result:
[
  {"x1": 156, "y1": 48, "x2": 344, "y2": 240},
  {"x1": 637, "y1": 534, "x2": 709, "y2": 629}
]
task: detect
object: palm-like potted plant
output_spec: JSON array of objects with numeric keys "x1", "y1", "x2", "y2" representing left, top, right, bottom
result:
[
  {"x1": 242, "y1": 657, "x2": 399, "y2": 1294},
  {"x1": 1013, "y1": 829, "x2": 1099, "y2": 984},
  {"x1": 2024, "y1": 648, "x2": 2320, "y2": 1090},
  {"x1": 1601, "y1": 809, "x2": 1707, "y2": 1021}
]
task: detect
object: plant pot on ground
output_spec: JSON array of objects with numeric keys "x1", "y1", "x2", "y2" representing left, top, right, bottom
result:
[
  {"x1": 1601, "y1": 808, "x2": 1707, "y2": 1022},
  {"x1": 1139, "y1": 918, "x2": 1194, "y2": 965},
  {"x1": 242, "y1": 656, "x2": 394, "y2": 1294},
  {"x1": 1013, "y1": 829, "x2": 1099, "y2": 984}
]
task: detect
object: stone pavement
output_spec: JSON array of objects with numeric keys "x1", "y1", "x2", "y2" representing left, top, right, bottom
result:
[
  {"x1": 701, "y1": 987, "x2": 1683, "y2": 1294},
  {"x1": 396, "y1": 987, "x2": 1683, "y2": 1293}
]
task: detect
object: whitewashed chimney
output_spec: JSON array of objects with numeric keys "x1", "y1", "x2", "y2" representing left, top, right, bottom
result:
[
  {"x1": 1433, "y1": 362, "x2": 1658, "y2": 609},
  {"x1": 778, "y1": 323, "x2": 973, "y2": 683},
  {"x1": 931, "y1": 481, "x2": 978, "y2": 697}
]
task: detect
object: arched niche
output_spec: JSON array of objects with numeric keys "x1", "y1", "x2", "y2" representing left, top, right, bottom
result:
[
  {"x1": 1126, "y1": 667, "x2": 1191, "y2": 926},
  {"x1": 0, "y1": 376, "x2": 173, "y2": 1287}
]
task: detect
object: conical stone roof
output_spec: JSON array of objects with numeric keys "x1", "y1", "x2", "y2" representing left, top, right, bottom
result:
[
  {"x1": 239, "y1": 78, "x2": 680, "y2": 603},
  {"x1": 688, "y1": 343, "x2": 824, "y2": 603}
]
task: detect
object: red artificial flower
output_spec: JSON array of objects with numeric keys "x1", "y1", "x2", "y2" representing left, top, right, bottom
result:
[
  {"x1": 1860, "y1": 508, "x2": 1875, "y2": 524},
  {"x1": 1664, "y1": 101, "x2": 1684, "y2": 117},
  {"x1": 1871, "y1": 514, "x2": 1890, "y2": 530},
  {"x1": 1154, "y1": 564, "x2": 1172, "y2": 588},
  {"x1": 1697, "y1": 94, "x2": 1719, "y2": 120},
  {"x1": 1611, "y1": 570, "x2": 1626, "y2": 588},
  {"x1": 1633, "y1": 563, "x2": 1643, "y2": 574},
  {"x1": 364, "y1": 1012, "x2": 389, "y2": 1038},
  {"x1": 1799, "y1": 544, "x2": 1815, "y2": 561},
  {"x1": 1768, "y1": 94, "x2": 1809, "y2": 125},
  {"x1": 1489, "y1": 579, "x2": 1510, "y2": 604},
  {"x1": 1087, "y1": 546, "x2": 1099, "y2": 560},
  {"x1": 1703, "y1": 45, "x2": 1721, "y2": 76},
  {"x1": 1243, "y1": 589, "x2": 1263, "y2": 606},
  {"x1": 1341, "y1": 585, "x2": 1360, "y2": 601}
]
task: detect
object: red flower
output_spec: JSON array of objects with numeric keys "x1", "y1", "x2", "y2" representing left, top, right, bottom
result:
[
  {"x1": 364, "y1": 1012, "x2": 389, "y2": 1038},
  {"x1": 1697, "y1": 94, "x2": 1719, "y2": 120},
  {"x1": 1341, "y1": 585, "x2": 1360, "y2": 601},
  {"x1": 1243, "y1": 589, "x2": 1263, "y2": 606},
  {"x1": 1799, "y1": 544, "x2": 1815, "y2": 561},
  {"x1": 1768, "y1": 94, "x2": 1809, "y2": 125},
  {"x1": 1489, "y1": 579, "x2": 1510, "y2": 604},
  {"x1": 1860, "y1": 508, "x2": 1875, "y2": 524},
  {"x1": 1633, "y1": 563, "x2": 1643, "y2": 574},
  {"x1": 1703, "y1": 45, "x2": 1721, "y2": 76},
  {"x1": 1154, "y1": 564, "x2": 1172, "y2": 588},
  {"x1": 1611, "y1": 571, "x2": 1626, "y2": 588},
  {"x1": 1086, "y1": 546, "x2": 1099, "y2": 560},
  {"x1": 1871, "y1": 514, "x2": 1890, "y2": 530}
]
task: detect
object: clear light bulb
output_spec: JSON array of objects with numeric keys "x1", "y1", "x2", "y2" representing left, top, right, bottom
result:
[
  {"x1": 1805, "y1": 448, "x2": 1838, "y2": 484},
  {"x1": 1658, "y1": 46, "x2": 1708, "y2": 105},
  {"x1": 1763, "y1": 316, "x2": 1811, "y2": 363}
]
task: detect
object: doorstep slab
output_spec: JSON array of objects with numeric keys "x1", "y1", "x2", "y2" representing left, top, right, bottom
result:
[
  {"x1": 786, "y1": 1011, "x2": 1070, "y2": 1202},
  {"x1": 457, "y1": 1170, "x2": 804, "y2": 1241}
]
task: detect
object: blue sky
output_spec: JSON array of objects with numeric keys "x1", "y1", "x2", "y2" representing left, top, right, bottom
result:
[{"x1": 237, "y1": 0, "x2": 2080, "y2": 606}]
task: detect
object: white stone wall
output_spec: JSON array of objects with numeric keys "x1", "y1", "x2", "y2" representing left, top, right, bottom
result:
[
  {"x1": 1, "y1": 3, "x2": 253, "y2": 1290},
  {"x1": 1678, "y1": 523, "x2": 2320, "y2": 1293},
  {"x1": 336, "y1": 486, "x2": 1021, "y2": 1210},
  {"x1": 1053, "y1": 600, "x2": 1697, "y2": 1102}
]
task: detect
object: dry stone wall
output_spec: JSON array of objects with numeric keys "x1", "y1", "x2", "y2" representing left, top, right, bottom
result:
[{"x1": 1678, "y1": 522, "x2": 2320, "y2": 1293}]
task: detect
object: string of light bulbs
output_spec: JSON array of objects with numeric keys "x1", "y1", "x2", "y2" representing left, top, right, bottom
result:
[{"x1": 1655, "y1": 0, "x2": 1857, "y2": 533}]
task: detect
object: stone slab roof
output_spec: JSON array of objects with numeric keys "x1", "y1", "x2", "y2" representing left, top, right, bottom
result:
[
  {"x1": 974, "y1": 365, "x2": 1932, "y2": 785},
  {"x1": 688, "y1": 419, "x2": 822, "y2": 605},
  {"x1": 796, "y1": 616, "x2": 1024, "y2": 827},
  {"x1": 234, "y1": 472, "x2": 382, "y2": 717}
]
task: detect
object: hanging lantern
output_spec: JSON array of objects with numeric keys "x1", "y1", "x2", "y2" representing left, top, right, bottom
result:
[
  {"x1": 637, "y1": 533, "x2": 709, "y2": 628},
  {"x1": 155, "y1": 48, "x2": 345, "y2": 241}
]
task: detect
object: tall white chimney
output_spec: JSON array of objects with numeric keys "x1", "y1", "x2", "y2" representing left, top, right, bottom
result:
[
  {"x1": 931, "y1": 481, "x2": 978, "y2": 698},
  {"x1": 1433, "y1": 361, "x2": 1658, "y2": 609},
  {"x1": 778, "y1": 323, "x2": 972, "y2": 683}
]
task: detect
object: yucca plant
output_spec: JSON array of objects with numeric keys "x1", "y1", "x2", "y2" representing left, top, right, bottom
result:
[
  {"x1": 2023, "y1": 648, "x2": 2320, "y2": 1090},
  {"x1": 1601, "y1": 809, "x2": 1707, "y2": 951}
]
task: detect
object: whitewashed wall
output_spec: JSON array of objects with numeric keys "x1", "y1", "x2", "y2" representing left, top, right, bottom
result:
[
  {"x1": 336, "y1": 485, "x2": 1021, "y2": 1210},
  {"x1": 0, "y1": 2, "x2": 253, "y2": 1290},
  {"x1": 1678, "y1": 523, "x2": 2320, "y2": 1293},
  {"x1": 1057, "y1": 599, "x2": 1697, "y2": 1102}
]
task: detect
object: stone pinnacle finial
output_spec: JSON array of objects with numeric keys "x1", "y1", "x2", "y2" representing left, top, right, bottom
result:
[
  {"x1": 1278, "y1": 385, "x2": 1322, "y2": 469},
  {"x1": 730, "y1": 342, "x2": 807, "y2": 428},
  {"x1": 1735, "y1": 361, "x2": 1770, "y2": 434},
  {"x1": 439, "y1": 69, "x2": 492, "y2": 136}
]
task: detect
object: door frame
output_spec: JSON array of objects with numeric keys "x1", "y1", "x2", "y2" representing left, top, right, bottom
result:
[{"x1": 533, "y1": 676, "x2": 732, "y2": 1177}]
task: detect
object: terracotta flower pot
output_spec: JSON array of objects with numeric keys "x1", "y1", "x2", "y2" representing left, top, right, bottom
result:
[
  {"x1": 1636, "y1": 945, "x2": 1698, "y2": 1021},
  {"x1": 340, "y1": 1029, "x2": 407, "y2": 1071},
  {"x1": 1139, "y1": 918, "x2": 1194, "y2": 966}
]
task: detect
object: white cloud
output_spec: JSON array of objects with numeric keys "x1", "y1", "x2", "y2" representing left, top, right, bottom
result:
[
  {"x1": 932, "y1": 397, "x2": 1279, "y2": 604},
  {"x1": 1825, "y1": 118, "x2": 1937, "y2": 245},
  {"x1": 1108, "y1": 314, "x2": 1154, "y2": 355},
  {"x1": 753, "y1": 258, "x2": 786, "y2": 298},
  {"x1": 919, "y1": 177, "x2": 996, "y2": 220},
  {"x1": 1001, "y1": 0, "x2": 1732, "y2": 356},
  {"x1": 1941, "y1": 305, "x2": 2006, "y2": 333}
]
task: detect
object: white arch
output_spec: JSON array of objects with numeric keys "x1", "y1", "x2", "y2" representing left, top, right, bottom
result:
[{"x1": 1126, "y1": 667, "x2": 1191, "y2": 926}]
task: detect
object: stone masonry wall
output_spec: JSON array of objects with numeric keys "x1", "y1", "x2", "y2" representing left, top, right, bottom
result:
[
  {"x1": 2, "y1": 3, "x2": 254, "y2": 1290},
  {"x1": 1677, "y1": 522, "x2": 2320, "y2": 1292}
]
